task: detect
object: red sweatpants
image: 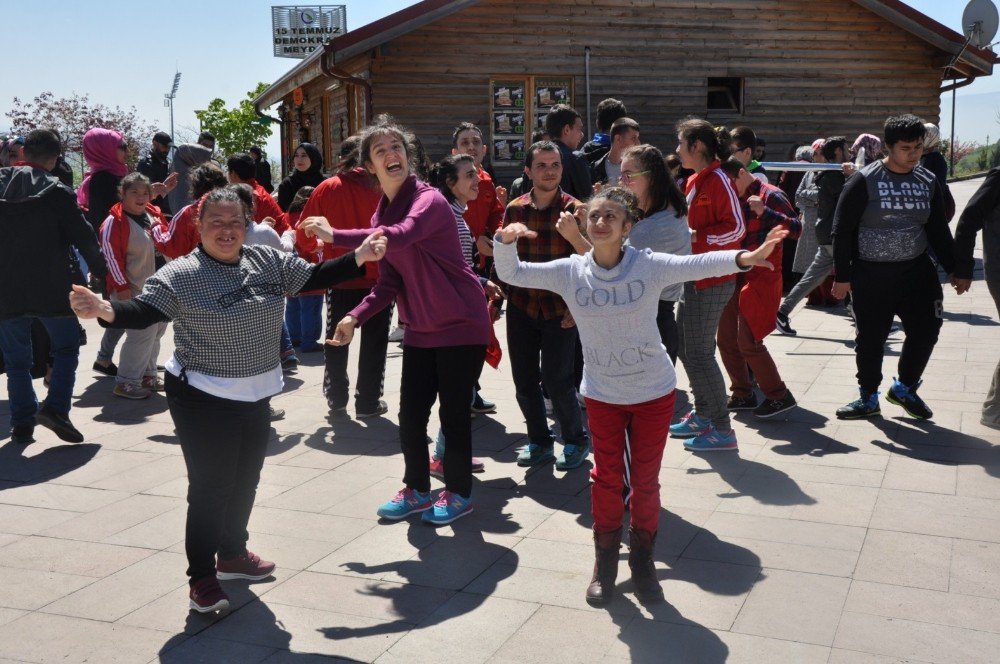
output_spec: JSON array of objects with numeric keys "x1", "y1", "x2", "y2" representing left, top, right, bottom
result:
[{"x1": 586, "y1": 391, "x2": 675, "y2": 534}]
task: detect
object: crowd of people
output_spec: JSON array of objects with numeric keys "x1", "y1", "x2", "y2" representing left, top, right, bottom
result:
[{"x1": 0, "y1": 96, "x2": 991, "y2": 612}]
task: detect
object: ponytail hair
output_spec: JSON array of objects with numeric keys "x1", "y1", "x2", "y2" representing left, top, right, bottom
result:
[{"x1": 676, "y1": 116, "x2": 733, "y2": 162}]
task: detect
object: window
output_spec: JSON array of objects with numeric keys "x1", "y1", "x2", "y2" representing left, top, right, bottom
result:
[
  {"x1": 707, "y1": 77, "x2": 743, "y2": 114},
  {"x1": 489, "y1": 76, "x2": 574, "y2": 165}
]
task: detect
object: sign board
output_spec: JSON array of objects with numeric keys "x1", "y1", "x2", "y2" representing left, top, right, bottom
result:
[{"x1": 272, "y1": 5, "x2": 346, "y2": 58}]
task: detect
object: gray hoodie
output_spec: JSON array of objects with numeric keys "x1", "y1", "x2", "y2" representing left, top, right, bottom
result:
[{"x1": 167, "y1": 143, "x2": 214, "y2": 213}]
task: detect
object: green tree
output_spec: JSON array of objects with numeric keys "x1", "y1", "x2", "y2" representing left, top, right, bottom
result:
[{"x1": 195, "y1": 82, "x2": 273, "y2": 158}]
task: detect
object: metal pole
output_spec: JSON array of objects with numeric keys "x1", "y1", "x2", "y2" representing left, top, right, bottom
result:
[
  {"x1": 169, "y1": 97, "x2": 175, "y2": 145},
  {"x1": 950, "y1": 85, "x2": 957, "y2": 177},
  {"x1": 584, "y1": 47, "x2": 592, "y2": 137}
]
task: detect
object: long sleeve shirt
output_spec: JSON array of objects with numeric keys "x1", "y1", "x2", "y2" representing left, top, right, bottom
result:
[
  {"x1": 327, "y1": 174, "x2": 491, "y2": 348},
  {"x1": 953, "y1": 167, "x2": 1000, "y2": 280},
  {"x1": 494, "y1": 240, "x2": 747, "y2": 404},
  {"x1": 832, "y1": 160, "x2": 955, "y2": 282}
]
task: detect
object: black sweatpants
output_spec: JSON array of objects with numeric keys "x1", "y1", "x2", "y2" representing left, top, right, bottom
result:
[
  {"x1": 165, "y1": 371, "x2": 271, "y2": 584},
  {"x1": 323, "y1": 288, "x2": 392, "y2": 412},
  {"x1": 851, "y1": 254, "x2": 943, "y2": 393},
  {"x1": 399, "y1": 344, "x2": 486, "y2": 498}
]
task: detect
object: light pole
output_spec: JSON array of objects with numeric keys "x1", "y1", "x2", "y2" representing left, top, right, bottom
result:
[{"x1": 163, "y1": 72, "x2": 181, "y2": 148}]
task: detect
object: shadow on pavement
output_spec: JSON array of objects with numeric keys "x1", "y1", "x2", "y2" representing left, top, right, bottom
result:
[{"x1": 0, "y1": 439, "x2": 99, "y2": 486}]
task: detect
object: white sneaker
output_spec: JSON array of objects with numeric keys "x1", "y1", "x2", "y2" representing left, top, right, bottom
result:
[{"x1": 387, "y1": 326, "x2": 404, "y2": 342}]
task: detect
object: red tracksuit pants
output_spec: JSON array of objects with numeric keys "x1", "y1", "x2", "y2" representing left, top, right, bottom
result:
[{"x1": 586, "y1": 391, "x2": 675, "y2": 534}]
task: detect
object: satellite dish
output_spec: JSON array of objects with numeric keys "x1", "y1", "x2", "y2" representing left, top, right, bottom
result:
[{"x1": 963, "y1": 0, "x2": 999, "y2": 48}]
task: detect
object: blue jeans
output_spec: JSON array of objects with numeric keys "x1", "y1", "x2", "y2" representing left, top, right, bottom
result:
[
  {"x1": 505, "y1": 304, "x2": 588, "y2": 447},
  {"x1": 0, "y1": 316, "x2": 81, "y2": 426},
  {"x1": 285, "y1": 294, "x2": 324, "y2": 351}
]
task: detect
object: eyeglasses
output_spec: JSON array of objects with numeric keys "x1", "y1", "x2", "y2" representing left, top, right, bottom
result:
[{"x1": 619, "y1": 170, "x2": 650, "y2": 183}]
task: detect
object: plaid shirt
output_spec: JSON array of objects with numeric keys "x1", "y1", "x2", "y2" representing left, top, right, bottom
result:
[
  {"x1": 493, "y1": 189, "x2": 581, "y2": 320},
  {"x1": 742, "y1": 180, "x2": 802, "y2": 250}
]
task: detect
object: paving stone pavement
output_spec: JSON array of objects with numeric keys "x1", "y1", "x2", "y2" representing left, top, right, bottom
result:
[{"x1": 0, "y1": 177, "x2": 998, "y2": 663}]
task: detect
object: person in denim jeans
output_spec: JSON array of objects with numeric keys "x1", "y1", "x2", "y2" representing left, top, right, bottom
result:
[
  {"x1": 492, "y1": 141, "x2": 591, "y2": 470},
  {"x1": 0, "y1": 129, "x2": 108, "y2": 444}
]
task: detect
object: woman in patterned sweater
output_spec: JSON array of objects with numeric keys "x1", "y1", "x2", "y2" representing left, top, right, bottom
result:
[{"x1": 68, "y1": 185, "x2": 387, "y2": 614}]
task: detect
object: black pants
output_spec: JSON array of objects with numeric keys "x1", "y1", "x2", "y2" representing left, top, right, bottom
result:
[
  {"x1": 656, "y1": 300, "x2": 679, "y2": 365},
  {"x1": 851, "y1": 254, "x2": 943, "y2": 393},
  {"x1": 323, "y1": 288, "x2": 392, "y2": 411},
  {"x1": 399, "y1": 344, "x2": 485, "y2": 498},
  {"x1": 165, "y1": 372, "x2": 270, "y2": 584}
]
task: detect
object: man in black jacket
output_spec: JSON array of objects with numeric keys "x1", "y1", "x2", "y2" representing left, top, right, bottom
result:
[
  {"x1": 138, "y1": 131, "x2": 173, "y2": 215},
  {"x1": 776, "y1": 136, "x2": 848, "y2": 335},
  {"x1": 250, "y1": 146, "x2": 274, "y2": 193},
  {"x1": 0, "y1": 129, "x2": 108, "y2": 444},
  {"x1": 544, "y1": 104, "x2": 591, "y2": 201},
  {"x1": 577, "y1": 98, "x2": 627, "y2": 166}
]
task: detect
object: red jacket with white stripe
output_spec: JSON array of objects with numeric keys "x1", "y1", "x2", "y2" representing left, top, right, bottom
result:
[
  {"x1": 684, "y1": 159, "x2": 746, "y2": 289},
  {"x1": 100, "y1": 202, "x2": 165, "y2": 294},
  {"x1": 151, "y1": 201, "x2": 200, "y2": 259}
]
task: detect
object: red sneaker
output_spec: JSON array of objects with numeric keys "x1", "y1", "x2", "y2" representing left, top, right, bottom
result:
[
  {"x1": 216, "y1": 549, "x2": 276, "y2": 581},
  {"x1": 189, "y1": 576, "x2": 230, "y2": 613}
]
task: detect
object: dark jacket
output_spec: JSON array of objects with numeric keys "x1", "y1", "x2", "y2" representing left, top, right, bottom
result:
[
  {"x1": 589, "y1": 152, "x2": 618, "y2": 185},
  {"x1": 0, "y1": 166, "x2": 107, "y2": 319},
  {"x1": 51, "y1": 156, "x2": 74, "y2": 188},
  {"x1": 138, "y1": 151, "x2": 171, "y2": 214},
  {"x1": 83, "y1": 170, "x2": 121, "y2": 233},
  {"x1": 556, "y1": 140, "x2": 592, "y2": 201},
  {"x1": 277, "y1": 142, "x2": 325, "y2": 211},
  {"x1": 814, "y1": 170, "x2": 846, "y2": 245},
  {"x1": 577, "y1": 134, "x2": 610, "y2": 166},
  {"x1": 254, "y1": 158, "x2": 273, "y2": 193},
  {"x1": 954, "y1": 166, "x2": 1000, "y2": 280}
]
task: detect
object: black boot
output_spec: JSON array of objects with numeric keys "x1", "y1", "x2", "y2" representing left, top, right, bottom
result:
[
  {"x1": 628, "y1": 527, "x2": 663, "y2": 603},
  {"x1": 586, "y1": 527, "x2": 622, "y2": 606}
]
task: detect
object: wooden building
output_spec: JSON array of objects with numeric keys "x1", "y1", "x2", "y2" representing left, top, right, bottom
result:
[{"x1": 255, "y1": 0, "x2": 997, "y2": 185}]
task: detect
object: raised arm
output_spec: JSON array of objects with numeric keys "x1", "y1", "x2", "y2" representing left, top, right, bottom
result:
[{"x1": 492, "y1": 223, "x2": 574, "y2": 295}]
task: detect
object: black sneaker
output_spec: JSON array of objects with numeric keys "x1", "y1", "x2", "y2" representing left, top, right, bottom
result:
[
  {"x1": 886, "y1": 378, "x2": 932, "y2": 420},
  {"x1": 775, "y1": 312, "x2": 796, "y2": 336},
  {"x1": 10, "y1": 424, "x2": 34, "y2": 445},
  {"x1": 836, "y1": 390, "x2": 880, "y2": 420},
  {"x1": 470, "y1": 393, "x2": 497, "y2": 414},
  {"x1": 727, "y1": 394, "x2": 760, "y2": 411},
  {"x1": 268, "y1": 405, "x2": 285, "y2": 422},
  {"x1": 35, "y1": 407, "x2": 84, "y2": 443},
  {"x1": 357, "y1": 400, "x2": 388, "y2": 419},
  {"x1": 93, "y1": 360, "x2": 118, "y2": 377},
  {"x1": 754, "y1": 392, "x2": 797, "y2": 419}
]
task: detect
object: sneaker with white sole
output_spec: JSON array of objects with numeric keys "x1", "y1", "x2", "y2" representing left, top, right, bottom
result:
[
  {"x1": 216, "y1": 549, "x2": 276, "y2": 581},
  {"x1": 683, "y1": 427, "x2": 738, "y2": 452},
  {"x1": 775, "y1": 311, "x2": 796, "y2": 336},
  {"x1": 141, "y1": 375, "x2": 165, "y2": 391},
  {"x1": 422, "y1": 490, "x2": 473, "y2": 525},
  {"x1": 753, "y1": 391, "x2": 797, "y2": 419},
  {"x1": 669, "y1": 411, "x2": 710, "y2": 439},
  {"x1": 377, "y1": 487, "x2": 433, "y2": 520},
  {"x1": 189, "y1": 576, "x2": 230, "y2": 613},
  {"x1": 113, "y1": 383, "x2": 151, "y2": 400}
]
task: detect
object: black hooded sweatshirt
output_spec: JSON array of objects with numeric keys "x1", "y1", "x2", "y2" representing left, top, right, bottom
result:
[
  {"x1": 277, "y1": 142, "x2": 325, "y2": 211},
  {"x1": 0, "y1": 165, "x2": 107, "y2": 319}
]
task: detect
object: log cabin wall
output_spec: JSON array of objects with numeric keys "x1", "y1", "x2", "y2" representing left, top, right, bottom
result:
[{"x1": 364, "y1": 0, "x2": 944, "y2": 186}]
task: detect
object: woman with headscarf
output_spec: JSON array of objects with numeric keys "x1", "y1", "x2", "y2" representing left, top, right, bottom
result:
[
  {"x1": 78, "y1": 128, "x2": 130, "y2": 233},
  {"x1": 850, "y1": 133, "x2": 883, "y2": 168},
  {"x1": 276, "y1": 142, "x2": 324, "y2": 211}
]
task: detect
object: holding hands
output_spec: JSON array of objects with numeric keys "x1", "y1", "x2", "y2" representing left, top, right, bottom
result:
[
  {"x1": 301, "y1": 216, "x2": 334, "y2": 242},
  {"x1": 354, "y1": 229, "x2": 387, "y2": 265},
  {"x1": 68, "y1": 284, "x2": 114, "y2": 323}
]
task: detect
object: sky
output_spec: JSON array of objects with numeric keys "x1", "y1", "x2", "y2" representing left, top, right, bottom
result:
[{"x1": 2, "y1": 0, "x2": 999, "y2": 160}]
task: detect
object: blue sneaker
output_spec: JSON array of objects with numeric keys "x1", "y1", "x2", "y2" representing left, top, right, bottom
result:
[
  {"x1": 517, "y1": 443, "x2": 555, "y2": 467},
  {"x1": 683, "y1": 426, "x2": 738, "y2": 452},
  {"x1": 422, "y1": 491, "x2": 474, "y2": 525},
  {"x1": 669, "y1": 411, "x2": 711, "y2": 439},
  {"x1": 376, "y1": 487, "x2": 433, "y2": 520},
  {"x1": 886, "y1": 378, "x2": 932, "y2": 420},
  {"x1": 836, "y1": 389, "x2": 881, "y2": 420},
  {"x1": 556, "y1": 441, "x2": 591, "y2": 470}
]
